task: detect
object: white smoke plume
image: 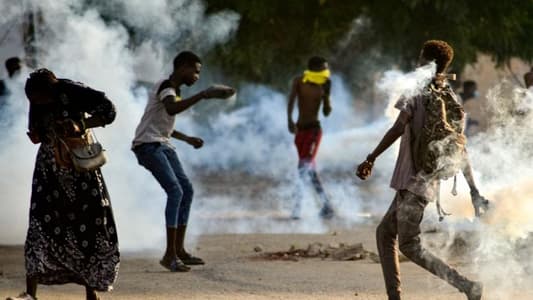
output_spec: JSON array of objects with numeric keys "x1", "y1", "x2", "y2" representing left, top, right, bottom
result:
[
  {"x1": 2, "y1": 6, "x2": 532, "y2": 299},
  {"x1": 377, "y1": 62, "x2": 436, "y2": 119},
  {"x1": 0, "y1": 0, "x2": 439, "y2": 249},
  {"x1": 423, "y1": 82, "x2": 533, "y2": 299},
  {"x1": 0, "y1": 0, "x2": 240, "y2": 249}
]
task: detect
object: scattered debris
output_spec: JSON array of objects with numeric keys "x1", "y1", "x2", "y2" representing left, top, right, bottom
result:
[
  {"x1": 256, "y1": 242, "x2": 412, "y2": 263},
  {"x1": 256, "y1": 242, "x2": 410, "y2": 263},
  {"x1": 330, "y1": 243, "x2": 366, "y2": 261}
]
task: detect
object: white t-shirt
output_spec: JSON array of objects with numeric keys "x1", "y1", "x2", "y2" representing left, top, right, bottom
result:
[{"x1": 132, "y1": 79, "x2": 181, "y2": 148}]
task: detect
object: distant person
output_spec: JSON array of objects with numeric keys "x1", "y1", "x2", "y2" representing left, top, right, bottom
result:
[
  {"x1": 0, "y1": 57, "x2": 25, "y2": 127},
  {"x1": 287, "y1": 56, "x2": 335, "y2": 220},
  {"x1": 511, "y1": 67, "x2": 533, "y2": 118},
  {"x1": 6, "y1": 57, "x2": 23, "y2": 78},
  {"x1": 460, "y1": 80, "x2": 482, "y2": 136},
  {"x1": 132, "y1": 51, "x2": 235, "y2": 272},
  {"x1": 0, "y1": 57, "x2": 23, "y2": 102},
  {"x1": 524, "y1": 67, "x2": 533, "y2": 89},
  {"x1": 356, "y1": 40, "x2": 486, "y2": 300},
  {"x1": 7, "y1": 69, "x2": 119, "y2": 300},
  {"x1": 0, "y1": 79, "x2": 6, "y2": 97}
]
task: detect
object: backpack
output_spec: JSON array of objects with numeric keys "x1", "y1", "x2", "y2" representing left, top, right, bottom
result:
[{"x1": 413, "y1": 82, "x2": 467, "y2": 180}]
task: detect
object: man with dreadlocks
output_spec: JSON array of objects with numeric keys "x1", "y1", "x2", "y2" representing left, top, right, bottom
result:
[
  {"x1": 356, "y1": 40, "x2": 486, "y2": 300},
  {"x1": 287, "y1": 56, "x2": 335, "y2": 220}
]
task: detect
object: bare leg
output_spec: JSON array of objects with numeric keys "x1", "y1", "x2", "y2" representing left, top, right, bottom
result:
[
  {"x1": 160, "y1": 226, "x2": 190, "y2": 272},
  {"x1": 26, "y1": 275, "x2": 37, "y2": 298},
  {"x1": 164, "y1": 226, "x2": 177, "y2": 261},
  {"x1": 85, "y1": 286, "x2": 99, "y2": 300},
  {"x1": 176, "y1": 225, "x2": 204, "y2": 265}
]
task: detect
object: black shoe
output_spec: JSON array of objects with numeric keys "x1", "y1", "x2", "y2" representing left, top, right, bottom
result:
[
  {"x1": 319, "y1": 205, "x2": 335, "y2": 219},
  {"x1": 159, "y1": 257, "x2": 191, "y2": 272},
  {"x1": 178, "y1": 252, "x2": 205, "y2": 265},
  {"x1": 465, "y1": 281, "x2": 482, "y2": 300}
]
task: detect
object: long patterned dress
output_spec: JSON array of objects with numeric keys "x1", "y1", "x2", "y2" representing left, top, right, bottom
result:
[{"x1": 25, "y1": 79, "x2": 119, "y2": 291}]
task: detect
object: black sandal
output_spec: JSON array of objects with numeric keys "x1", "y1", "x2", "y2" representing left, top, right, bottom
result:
[
  {"x1": 159, "y1": 257, "x2": 190, "y2": 272},
  {"x1": 178, "y1": 252, "x2": 205, "y2": 265}
]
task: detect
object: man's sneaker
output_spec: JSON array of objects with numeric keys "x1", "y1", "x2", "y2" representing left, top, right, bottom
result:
[{"x1": 465, "y1": 281, "x2": 483, "y2": 300}]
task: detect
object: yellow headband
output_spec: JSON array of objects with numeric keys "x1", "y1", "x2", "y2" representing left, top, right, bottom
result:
[{"x1": 302, "y1": 69, "x2": 330, "y2": 85}]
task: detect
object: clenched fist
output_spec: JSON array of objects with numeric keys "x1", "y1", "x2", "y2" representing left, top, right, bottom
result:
[
  {"x1": 356, "y1": 160, "x2": 374, "y2": 180},
  {"x1": 203, "y1": 85, "x2": 236, "y2": 99}
]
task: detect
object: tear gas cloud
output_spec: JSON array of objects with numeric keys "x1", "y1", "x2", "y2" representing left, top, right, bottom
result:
[
  {"x1": 426, "y1": 83, "x2": 533, "y2": 298},
  {"x1": 0, "y1": 0, "x2": 240, "y2": 248},
  {"x1": 0, "y1": 0, "x2": 434, "y2": 248},
  {"x1": 0, "y1": 4, "x2": 532, "y2": 296}
]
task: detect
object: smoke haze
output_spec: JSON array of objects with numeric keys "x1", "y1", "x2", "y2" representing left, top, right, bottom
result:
[{"x1": 0, "y1": 1, "x2": 532, "y2": 298}]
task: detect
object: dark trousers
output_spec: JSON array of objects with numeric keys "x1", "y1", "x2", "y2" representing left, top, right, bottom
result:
[{"x1": 376, "y1": 190, "x2": 473, "y2": 299}]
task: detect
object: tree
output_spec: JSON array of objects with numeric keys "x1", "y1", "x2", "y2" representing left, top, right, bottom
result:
[{"x1": 206, "y1": 0, "x2": 533, "y2": 90}]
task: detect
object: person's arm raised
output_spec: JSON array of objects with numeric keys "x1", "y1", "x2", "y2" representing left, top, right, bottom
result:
[
  {"x1": 163, "y1": 92, "x2": 205, "y2": 116},
  {"x1": 163, "y1": 85, "x2": 236, "y2": 115}
]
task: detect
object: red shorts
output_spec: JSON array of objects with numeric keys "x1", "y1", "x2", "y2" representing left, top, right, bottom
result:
[{"x1": 295, "y1": 127, "x2": 322, "y2": 168}]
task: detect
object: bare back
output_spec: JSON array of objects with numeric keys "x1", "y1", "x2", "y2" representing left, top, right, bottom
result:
[{"x1": 295, "y1": 76, "x2": 327, "y2": 127}]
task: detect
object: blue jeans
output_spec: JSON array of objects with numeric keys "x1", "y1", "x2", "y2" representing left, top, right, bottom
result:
[{"x1": 133, "y1": 143, "x2": 194, "y2": 228}]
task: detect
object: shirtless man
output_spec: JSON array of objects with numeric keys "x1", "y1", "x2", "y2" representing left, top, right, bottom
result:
[{"x1": 287, "y1": 56, "x2": 334, "y2": 219}]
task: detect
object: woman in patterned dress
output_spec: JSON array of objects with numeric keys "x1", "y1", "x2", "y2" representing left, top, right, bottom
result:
[{"x1": 8, "y1": 69, "x2": 120, "y2": 300}]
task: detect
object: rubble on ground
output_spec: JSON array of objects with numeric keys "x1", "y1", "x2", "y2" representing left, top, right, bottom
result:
[{"x1": 257, "y1": 242, "x2": 409, "y2": 263}]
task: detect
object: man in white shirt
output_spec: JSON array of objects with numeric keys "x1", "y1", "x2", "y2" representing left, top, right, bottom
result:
[{"x1": 132, "y1": 51, "x2": 235, "y2": 272}]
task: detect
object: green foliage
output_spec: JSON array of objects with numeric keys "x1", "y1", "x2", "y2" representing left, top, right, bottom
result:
[
  {"x1": 206, "y1": 0, "x2": 533, "y2": 90},
  {"x1": 363, "y1": 0, "x2": 533, "y2": 72},
  {"x1": 75, "y1": 0, "x2": 533, "y2": 91},
  {"x1": 206, "y1": 0, "x2": 365, "y2": 89}
]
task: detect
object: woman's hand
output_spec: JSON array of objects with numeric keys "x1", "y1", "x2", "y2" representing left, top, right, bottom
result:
[{"x1": 55, "y1": 119, "x2": 83, "y2": 136}]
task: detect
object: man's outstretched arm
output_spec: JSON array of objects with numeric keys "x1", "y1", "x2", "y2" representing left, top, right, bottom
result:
[
  {"x1": 163, "y1": 85, "x2": 235, "y2": 115},
  {"x1": 356, "y1": 111, "x2": 410, "y2": 179}
]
